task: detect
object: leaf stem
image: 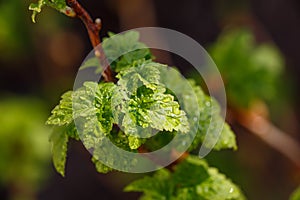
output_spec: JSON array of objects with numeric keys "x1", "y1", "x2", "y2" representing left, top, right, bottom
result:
[{"x1": 66, "y1": 0, "x2": 114, "y2": 82}]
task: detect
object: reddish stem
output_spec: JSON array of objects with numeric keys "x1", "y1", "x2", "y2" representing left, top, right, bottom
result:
[{"x1": 66, "y1": 0, "x2": 114, "y2": 82}]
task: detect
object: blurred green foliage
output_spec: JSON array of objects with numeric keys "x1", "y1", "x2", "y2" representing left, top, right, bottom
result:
[
  {"x1": 0, "y1": 0, "x2": 30, "y2": 59},
  {"x1": 0, "y1": 97, "x2": 51, "y2": 188},
  {"x1": 290, "y1": 186, "x2": 300, "y2": 200},
  {"x1": 209, "y1": 28, "x2": 284, "y2": 108}
]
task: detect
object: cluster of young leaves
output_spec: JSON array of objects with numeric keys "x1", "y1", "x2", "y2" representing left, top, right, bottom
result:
[
  {"x1": 29, "y1": 0, "x2": 74, "y2": 23},
  {"x1": 0, "y1": 98, "x2": 51, "y2": 188},
  {"x1": 46, "y1": 31, "x2": 238, "y2": 177},
  {"x1": 209, "y1": 28, "x2": 283, "y2": 108},
  {"x1": 125, "y1": 155, "x2": 245, "y2": 200},
  {"x1": 290, "y1": 186, "x2": 300, "y2": 200},
  {"x1": 45, "y1": 30, "x2": 242, "y2": 200}
]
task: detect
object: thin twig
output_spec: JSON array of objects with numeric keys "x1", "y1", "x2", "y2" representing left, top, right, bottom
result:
[
  {"x1": 66, "y1": 0, "x2": 114, "y2": 82},
  {"x1": 236, "y1": 109, "x2": 300, "y2": 168},
  {"x1": 137, "y1": 146, "x2": 167, "y2": 167},
  {"x1": 137, "y1": 145, "x2": 189, "y2": 171}
]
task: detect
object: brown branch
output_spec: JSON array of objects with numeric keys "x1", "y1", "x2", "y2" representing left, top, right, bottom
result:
[
  {"x1": 66, "y1": 0, "x2": 114, "y2": 82},
  {"x1": 235, "y1": 109, "x2": 300, "y2": 168},
  {"x1": 138, "y1": 145, "x2": 189, "y2": 171},
  {"x1": 168, "y1": 150, "x2": 189, "y2": 171},
  {"x1": 137, "y1": 146, "x2": 167, "y2": 167}
]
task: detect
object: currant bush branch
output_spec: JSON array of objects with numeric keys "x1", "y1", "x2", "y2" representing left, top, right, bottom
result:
[
  {"x1": 234, "y1": 108, "x2": 300, "y2": 168},
  {"x1": 66, "y1": 0, "x2": 114, "y2": 82}
]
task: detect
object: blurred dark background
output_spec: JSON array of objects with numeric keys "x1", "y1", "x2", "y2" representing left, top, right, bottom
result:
[{"x1": 0, "y1": 0, "x2": 300, "y2": 199}]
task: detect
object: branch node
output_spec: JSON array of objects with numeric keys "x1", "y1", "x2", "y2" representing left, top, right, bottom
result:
[{"x1": 95, "y1": 50, "x2": 101, "y2": 58}]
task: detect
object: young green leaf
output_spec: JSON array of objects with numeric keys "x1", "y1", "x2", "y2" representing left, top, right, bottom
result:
[
  {"x1": 50, "y1": 126, "x2": 69, "y2": 177},
  {"x1": 125, "y1": 155, "x2": 245, "y2": 200},
  {"x1": 128, "y1": 136, "x2": 145, "y2": 150},
  {"x1": 29, "y1": 0, "x2": 75, "y2": 23},
  {"x1": 116, "y1": 61, "x2": 163, "y2": 93},
  {"x1": 196, "y1": 167, "x2": 245, "y2": 200},
  {"x1": 171, "y1": 188, "x2": 199, "y2": 200},
  {"x1": 92, "y1": 156, "x2": 113, "y2": 173},
  {"x1": 102, "y1": 31, "x2": 152, "y2": 72},
  {"x1": 172, "y1": 156, "x2": 209, "y2": 187},
  {"x1": 124, "y1": 169, "x2": 174, "y2": 199},
  {"x1": 193, "y1": 95, "x2": 237, "y2": 151},
  {"x1": 159, "y1": 67, "x2": 237, "y2": 151},
  {"x1": 79, "y1": 57, "x2": 102, "y2": 74},
  {"x1": 46, "y1": 91, "x2": 73, "y2": 126},
  {"x1": 72, "y1": 82, "x2": 116, "y2": 137},
  {"x1": 113, "y1": 85, "x2": 189, "y2": 142}
]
